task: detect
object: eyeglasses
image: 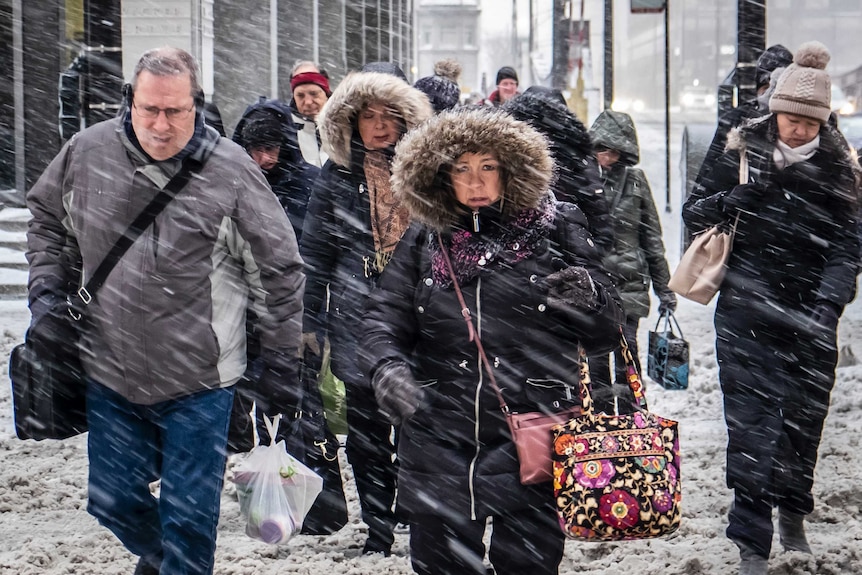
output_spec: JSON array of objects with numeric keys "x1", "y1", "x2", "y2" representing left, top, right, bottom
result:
[{"x1": 132, "y1": 101, "x2": 195, "y2": 121}]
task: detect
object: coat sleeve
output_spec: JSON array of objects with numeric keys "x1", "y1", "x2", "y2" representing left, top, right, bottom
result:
[
  {"x1": 232, "y1": 155, "x2": 305, "y2": 358},
  {"x1": 359, "y1": 224, "x2": 424, "y2": 378},
  {"x1": 630, "y1": 169, "x2": 673, "y2": 294},
  {"x1": 682, "y1": 148, "x2": 740, "y2": 233},
  {"x1": 299, "y1": 162, "x2": 342, "y2": 334},
  {"x1": 552, "y1": 204, "x2": 625, "y2": 354},
  {"x1": 25, "y1": 137, "x2": 82, "y2": 319}
]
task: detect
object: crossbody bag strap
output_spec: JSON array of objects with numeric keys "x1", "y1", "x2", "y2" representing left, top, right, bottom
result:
[
  {"x1": 439, "y1": 233, "x2": 593, "y2": 416},
  {"x1": 68, "y1": 161, "x2": 200, "y2": 318}
]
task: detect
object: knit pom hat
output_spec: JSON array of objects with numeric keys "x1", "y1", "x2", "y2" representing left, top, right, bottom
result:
[
  {"x1": 769, "y1": 41, "x2": 832, "y2": 123},
  {"x1": 414, "y1": 59, "x2": 462, "y2": 113},
  {"x1": 290, "y1": 71, "x2": 331, "y2": 96},
  {"x1": 495, "y1": 66, "x2": 518, "y2": 86}
]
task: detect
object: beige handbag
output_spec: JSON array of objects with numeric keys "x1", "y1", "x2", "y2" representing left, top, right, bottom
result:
[{"x1": 669, "y1": 152, "x2": 746, "y2": 304}]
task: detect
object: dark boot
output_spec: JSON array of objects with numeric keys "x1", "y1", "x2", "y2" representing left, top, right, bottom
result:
[
  {"x1": 738, "y1": 546, "x2": 768, "y2": 575},
  {"x1": 133, "y1": 555, "x2": 161, "y2": 575},
  {"x1": 778, "y1": 510, "x2": 812, "y2": 554}
]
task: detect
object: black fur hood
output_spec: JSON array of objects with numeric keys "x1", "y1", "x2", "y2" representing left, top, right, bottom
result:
[
  {"x1": 317, "y1": 71, "x2": 433, "y2": 168},
  {"x1": 391, "y1": 107, "x2": 554, "y2": 231}
]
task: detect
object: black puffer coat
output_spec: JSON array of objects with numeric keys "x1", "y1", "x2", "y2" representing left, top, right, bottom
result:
[
  {"x1": 683, "y1": 114, "x2": 860, "y2": 328},
  {"x1": 503, "y1": 90, "x2": 614, "y2": 255},
  {"x1": 300, "y1": 72, "x2": 432, "y2": 386},
  {"x1": 360, "y1": 108, "x2": 624, "y2": 519}
]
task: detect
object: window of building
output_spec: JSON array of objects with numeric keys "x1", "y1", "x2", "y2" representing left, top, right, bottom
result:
[
  {"x1": 420, "y1": 25, "x2": 433, "y2": 48},
  {"x1": 464, "y1": 25, "x2": 476, "y2": 48},
  {"x1": 440, "y1": 25, "x2": 458, "y2": 48}
]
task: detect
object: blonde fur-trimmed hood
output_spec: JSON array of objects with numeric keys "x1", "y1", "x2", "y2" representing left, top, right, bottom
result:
[
  {"x1": 317, "y1": 71, "x2": 433, "y2": 168},
  {"x1": 391, "y1": 107, "x2": 554, "y2": 231}
]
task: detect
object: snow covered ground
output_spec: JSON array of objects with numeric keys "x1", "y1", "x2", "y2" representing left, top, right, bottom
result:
[{"x1": 1, "y1": 118, "x2": 861, "y2": 574}]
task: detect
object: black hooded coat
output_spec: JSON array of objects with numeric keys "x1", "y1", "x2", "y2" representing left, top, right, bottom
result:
[
  {"x1": 233, "y1": 99, "x2": 318, "y2": 242},
  {"x1": 359, "y1": 108, "x2": 624, "y2": 519},
  {"x1": 300, "y1": 71, "x2": 433, "y2": 387},
  {"x1": 682, "y1": 113, "x2": 859, "y2": 554}
]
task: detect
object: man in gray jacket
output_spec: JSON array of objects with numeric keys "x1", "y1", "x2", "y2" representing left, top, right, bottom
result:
[{"x1": 25, "y1": 47, "x2": 304, "y2": 575}]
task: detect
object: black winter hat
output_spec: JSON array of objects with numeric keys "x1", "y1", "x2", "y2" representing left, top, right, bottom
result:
[
  {"x1": 241, "y1": 111, "x2": 283, "y2": 148},
  {"x1": 361, "y1": 61, "x2": 408, "y2": 82},
  {"x1": 756, "y1": 44, "x2": 793, "y2": 89},
  {"x1": 414, "y1": 59, "x2": 462, "y2": 113},
  {"x1": 495, "y1": 66, "x2": 518, "y2": 86}
]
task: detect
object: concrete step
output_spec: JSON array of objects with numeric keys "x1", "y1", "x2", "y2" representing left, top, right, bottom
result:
[
  {"x1": 0, "y1": 229, "x2": 26, "y2": 252},
  {"x1": 0, "y1": 247, "x2": 28, "y2": 270},
  {"x1": 0, "y1": 266, "x2": 28, "y2": 299},
  {"x1": 0, "y1": 207, "x2": 29, "y2": 233}
]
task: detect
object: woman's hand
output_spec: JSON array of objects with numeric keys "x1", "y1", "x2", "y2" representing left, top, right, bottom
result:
[
  {"x1": 721, "y1": 182, "x2": 767, "y2": 213},
  {"x1": 372, "y1": 361, "x2": 424, "y2": 426},
  {"x1": 545, "y1": 266, "x2": 601, "y2": 311}
]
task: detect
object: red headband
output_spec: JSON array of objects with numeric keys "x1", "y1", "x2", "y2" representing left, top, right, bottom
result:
[{"x1": 290, "y1": 72, "x2": 331, "y2": 96}]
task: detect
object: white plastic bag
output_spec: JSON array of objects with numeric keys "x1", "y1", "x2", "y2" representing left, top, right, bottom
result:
[{"x1": 231, "y1": 410, "x2": 324, "y2": 544}]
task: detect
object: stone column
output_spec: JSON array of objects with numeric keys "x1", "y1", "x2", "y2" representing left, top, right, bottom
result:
[{"x1": 13, "y1": 0, "x2": 63, "y2": 200}]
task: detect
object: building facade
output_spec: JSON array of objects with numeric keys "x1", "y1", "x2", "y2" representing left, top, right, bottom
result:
[{"x1": 0, "y1": 0, "x2": 414, "y2": 203}]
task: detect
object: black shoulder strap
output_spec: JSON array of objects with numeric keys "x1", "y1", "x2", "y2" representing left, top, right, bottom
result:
[{"x1": 69, "y1": 162, "x2": 199, "y2": 316}]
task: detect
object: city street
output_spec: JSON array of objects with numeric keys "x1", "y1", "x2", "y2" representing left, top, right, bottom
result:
[{"x1": 1, "y1": 118, "x2": 861, "y2": 574}]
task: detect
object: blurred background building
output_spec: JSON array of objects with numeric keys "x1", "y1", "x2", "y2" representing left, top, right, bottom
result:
[{"x1": 0, "y1": 0, "x2": 414, "y2": 203}]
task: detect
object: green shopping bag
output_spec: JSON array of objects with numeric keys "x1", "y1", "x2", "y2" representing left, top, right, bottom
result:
[{"x1": 318, "y1": 340, "x2": 347, "y2": 436}]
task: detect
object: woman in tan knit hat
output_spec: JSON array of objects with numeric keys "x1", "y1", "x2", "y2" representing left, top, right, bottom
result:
[{"x1": 683, "y1": 41, "x2": 861, "y2": 575}]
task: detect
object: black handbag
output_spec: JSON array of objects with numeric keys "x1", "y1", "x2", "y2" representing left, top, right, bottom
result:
[
  {"x1": 283, "y1": 353, "x2": 349, "y2": 535},
  {"x1": 9, "y1": 164, "x2": 198, "y2": 440},
  {"x1": 647, "y1": 310, "x2": 690, "y2": 390}
]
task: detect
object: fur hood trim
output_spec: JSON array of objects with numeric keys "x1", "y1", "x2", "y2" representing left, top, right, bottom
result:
[
  {"x1": 391, "y1": 107, "x2": 554, "y2": 231},
  {"x1": 317, "y1": 71, "x2": 433, "y2": 168}
]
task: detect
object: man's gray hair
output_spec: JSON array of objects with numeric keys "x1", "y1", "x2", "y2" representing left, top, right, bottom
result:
[
  {"x1": 132, "y1": 47, "x2": 202, "y2": 95},
  {"x1": 291, "y1": 60, "x2": 320, "y2": 77}
]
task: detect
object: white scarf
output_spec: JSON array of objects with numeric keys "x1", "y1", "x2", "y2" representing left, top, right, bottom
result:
[{"x1": 773, "y1": 135, "x2": 820, "y2": 170}]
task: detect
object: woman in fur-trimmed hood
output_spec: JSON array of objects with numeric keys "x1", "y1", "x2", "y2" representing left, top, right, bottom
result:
[
  {"x1": 300, "y1": 67, "x2": 432, "y2": 556},
  {"x1": 682, "y1": 41, "x2": 860, "y2": 575},
  {"x1": 360, "y1": 107, "x2": 623, "y2": 575}
]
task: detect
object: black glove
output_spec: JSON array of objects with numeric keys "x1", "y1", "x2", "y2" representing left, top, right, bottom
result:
[
  {"x1": 809, "y1": 301, "x2": 841, "y2": 333},
  {"x1": 721, "y1": 182, "x2": 767, "y2": 213},
  {"x1": 545, "y1": 266, "x2": 601, "y2": 311},
  {"x1": 657, "y1": 290, "x2": 677, "y2": 314},
  {"x1": 255, "y1": 350, "x2": 301, "y2": 419},
  {"x1": 372, "y1": 361, "x2": 424, "y2": 426}
]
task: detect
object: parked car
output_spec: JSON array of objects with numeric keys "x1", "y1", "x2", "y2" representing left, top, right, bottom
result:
[{"x1": 680, "y1": 85, "x2": 716, "y2": 112}]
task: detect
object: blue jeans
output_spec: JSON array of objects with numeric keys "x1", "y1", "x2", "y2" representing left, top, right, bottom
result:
[{"x1": 86, "y1": 380, "x2": 234, "y2": 575}]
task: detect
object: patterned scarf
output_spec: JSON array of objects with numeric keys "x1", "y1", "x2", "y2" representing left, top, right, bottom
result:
[
  {"x1": 430, "y1": 194, "x2": 557, "y2": 287},
  {"x1": 365, "y1": 150, "x2": 410, "y2": 273}
]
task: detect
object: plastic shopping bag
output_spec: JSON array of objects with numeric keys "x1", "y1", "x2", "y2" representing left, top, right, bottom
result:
[{"x1": 231, "y1": 411, "x2": 324, "y2": 544}]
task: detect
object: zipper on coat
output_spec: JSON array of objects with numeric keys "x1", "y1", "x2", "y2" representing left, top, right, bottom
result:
[
  {"x1": 472, "y1": 211, "x2": 480, "y2": 232},
  {"x1": 467, "y1": 277, "x2": 483, "y2": 520}
]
